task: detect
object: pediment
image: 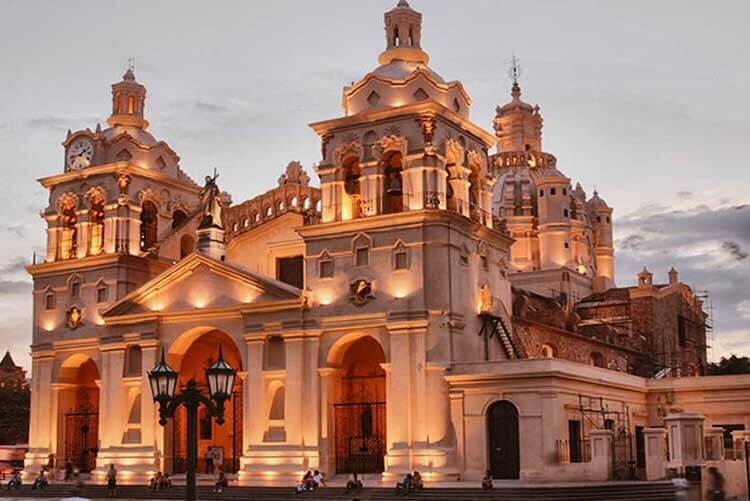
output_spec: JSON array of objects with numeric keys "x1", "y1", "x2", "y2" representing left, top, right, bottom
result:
[{"x1": 103, "y1": 252, "x2": 301, "y2": 318}]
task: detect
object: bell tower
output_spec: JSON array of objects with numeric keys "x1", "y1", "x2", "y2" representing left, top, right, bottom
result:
[
  {"x1": 379, "y1": 0, "x2": 429, "y2": 65},
  {"x1": 107, "y1": 63, "x2": 149, "y2": 129}
]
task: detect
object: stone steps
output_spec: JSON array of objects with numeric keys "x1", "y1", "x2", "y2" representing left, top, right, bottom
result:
[{"x1": 0, "y1": 482, "x2": 676, "y2": 500}]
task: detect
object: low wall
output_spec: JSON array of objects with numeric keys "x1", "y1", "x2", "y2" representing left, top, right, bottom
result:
[{"x1": 703, "y1": 460, "x2": 748, "y2": 501}]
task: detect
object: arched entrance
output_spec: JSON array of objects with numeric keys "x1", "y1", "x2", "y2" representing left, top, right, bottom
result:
[
  {"x1": 331, "y1": 336, "x2": 386, "y2": 474},
  {"x1": 487, "y1": 400, "x2": 520, "y2": 479},
  {"x1": 167, "y1": 329, "x2": 243, "y2": 474},
  {"x1": 57, "y1": 355, "x2": 99, "y2": 472}
]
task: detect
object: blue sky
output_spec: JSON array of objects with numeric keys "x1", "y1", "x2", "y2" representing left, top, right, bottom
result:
[{"x1": 0, "y1": 0, "x2": 748, "y2": 370}]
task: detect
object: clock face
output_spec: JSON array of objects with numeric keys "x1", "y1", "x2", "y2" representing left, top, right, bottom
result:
[{"x1": 67, "y1": 138, "x2": 95, "y2": 170}]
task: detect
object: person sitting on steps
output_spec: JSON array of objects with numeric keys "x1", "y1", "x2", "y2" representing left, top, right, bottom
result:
[
  {"x1": 32, "y1": 469, "x2": 48, "y2": 490},
  {"x1": 214, "y1": 470, "x2": 228, "y2": 493},
  {"x1": 312, "y1": 469, "x2": 326, "y2": 488},
  {"x1": 412, "y1": 471, "x2": 423, "y2": 490},
  {"x1": 6, "y1": 470, "x2": 21, "y2": 490},
  {"x1": 396, "y1": 472, "x2": 413, "y2": 495},
  {"x1": 345, "y1": 472, "x2": 363, "y2": 493},
  {"x1": 482, "y1": 470, "x2": 493, "y2": 490}
]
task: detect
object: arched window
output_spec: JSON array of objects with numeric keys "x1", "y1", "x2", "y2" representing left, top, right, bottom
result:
[
  {"x1": 45, "y1": 290, "x2": 56, "y2": 310},
  {"x1": 315, "y1": 199, "x2": 322, "y2": 213},
  {"x1": 590, "y1": 352, "x2": 605, "y2": 368},
  {"x1": 89, "y1": 197, "x2": 105, "y2": 256},
  {"x1": 140, "y1": 201, "x2": 158, "y2": 250},
  {"x1": 265, "y1": 206, "x2": 273, "y2": 217},
  {"x1": 303, "y1": 197, "x2": 311, "y2": 210},
  {"x1": 254, "y1": 212, "x2": 261, "y2": 223},
  {"x1": 96, "y1": 283, "x2": 108, "y2": 303},
  {"x1": 123, "y1": 345, "x2": 142, "y2": 377},
  {"x1": 343, "y1": 156, "x2": 362, "y2": 219},
  {"x1": 127, "y1": 96, "x2": 135, "y2": 114},
  {"x1": 541, "y1": 344, "x2": 555, "y2": 358},
  {"x1": 268, "y1": 386, "x2": 285, "y2": 420},
  {"x1": 60, "y1": 202, "x2": 78, "y2": 260},
  {"x1": 69, "y1": 277, "x2": 81, "y2": 299},
  {"x1": 172, "y1": 209, "x2": 188, "y2": 229},
  {"x1": 290, "y1": 197, "x2": 298, "y2": 208},
  {"x1": 383, "y1": 151, "x2": 403, "y2": 214},
  {"x1": 180, "y1": 234, "x2": 195, "y2": 259},
  {"x1": 278, "y1": 200, "x2": 285, "y2": 212}
]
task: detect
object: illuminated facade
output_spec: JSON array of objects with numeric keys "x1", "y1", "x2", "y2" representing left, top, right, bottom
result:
[{"x1": 24, "y1": 0, "x2": 750, "y2": 488}]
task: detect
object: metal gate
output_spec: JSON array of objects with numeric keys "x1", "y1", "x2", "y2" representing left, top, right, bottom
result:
[
  {"x1": 171, "y1": 386, "x2": 243, "y2": 474},
  {"x1": 612, "y1": 426, "x2": 635, "y2": 480},
  {"x1": 333, "y1": 402, "x2": 386, "y2": 474},
  {"x1": 64, "y1": 412, "x2": 98, "y2": 472}
]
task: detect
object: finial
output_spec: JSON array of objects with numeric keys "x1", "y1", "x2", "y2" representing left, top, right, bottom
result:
[
  {"x1": 123, "y1": 57, "x2": 136, "y2": 81},
  {"x1": 397, "y1": 0, "x2": 410, "y2": 6},
  {"x1": 508, "y1": 54, "x2": 522, "y2": 99}
]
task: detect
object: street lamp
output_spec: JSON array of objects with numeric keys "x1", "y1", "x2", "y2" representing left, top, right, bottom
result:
[{"x1": 148, "y1": 346, "x2": 236, "y2": 501}]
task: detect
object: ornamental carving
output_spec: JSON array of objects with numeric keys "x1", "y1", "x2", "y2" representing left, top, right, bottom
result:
[
  {"x1": 332, "y1": 141, "x2": 363, "y2": 167},
  {"x1": 278, "y1": 161, "x2": 310, "y2": 187},
  {"x1": 467, "y1": 149, "x2": 487, "y2": 175},
  {"x1": 85, "y1": 186, "x2": 107, "y2": 206},
  {"x1": 66, "y1": 306, "x2": 83, "y2": 329},
  {"x1": 321, "y1": 134, "x2": 333, "y2": 159},
  {"x1": 116, "y1": 173, "x2": 131, "y2": 195},
  {"x1": 57, "y1": 192, "x2": 79, "y2": 213},
  {"x1": 417, "y1": 114, "x2": 436, "y2": 144},
  {"x1": 445, "y1": 138, "x2": 464, "y2": 164},
  {"x1": 350, "y1": 279, "x2": 374, "y2": 306},
  {"x1": 374, "y1": 134, "x2": 407, "y2": 161}
]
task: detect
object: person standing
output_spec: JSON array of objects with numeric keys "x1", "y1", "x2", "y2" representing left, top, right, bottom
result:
[{"x1": 106, "y1": 463, "x2": 117, "y2": 497}]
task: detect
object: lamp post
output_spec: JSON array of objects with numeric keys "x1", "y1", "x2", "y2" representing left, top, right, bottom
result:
[{"x1": 148, "y1": 346, "x2": 236, "y2": 501}]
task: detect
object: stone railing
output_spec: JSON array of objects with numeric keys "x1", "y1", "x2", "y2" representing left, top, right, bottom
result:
[{"x1": 493, "y1": 150, "x2": 557, "y2": 170}]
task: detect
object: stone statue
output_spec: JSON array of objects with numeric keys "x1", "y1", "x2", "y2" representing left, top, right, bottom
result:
[{"x1": 200, "y1": 171, "x2": 223, "y2": 228}]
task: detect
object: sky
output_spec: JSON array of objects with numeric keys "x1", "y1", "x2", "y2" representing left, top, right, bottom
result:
[{"x1": 0, "y1": 0, "x2": 748, "y2": 371}]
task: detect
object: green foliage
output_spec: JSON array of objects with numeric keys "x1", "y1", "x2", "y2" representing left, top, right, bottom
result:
[
  {"x1": 0, "y1": 377, "x2": 30, "y2": 444},
  {"x1": 708, "y1": 355, "x2": 750, "y2": 375}
]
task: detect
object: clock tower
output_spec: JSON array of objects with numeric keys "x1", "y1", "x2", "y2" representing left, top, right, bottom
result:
[{"x1": 25, "y1": 67, "x2": 203, "y2": 477}]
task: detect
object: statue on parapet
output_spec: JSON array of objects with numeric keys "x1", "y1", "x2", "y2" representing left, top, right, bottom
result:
[{"x1": 200, "y1": 169, "x2": 223, "y2": 229}]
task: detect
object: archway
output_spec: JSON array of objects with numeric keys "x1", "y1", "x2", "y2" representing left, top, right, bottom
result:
[
  {"x1": 331, "y1": 336, "x2": 386, "y2": 474},
  {"x1": 487, "y1": 400, "x2": 520, "y2": 479},
  {"x1": 167, "y1": 329, "x2": 243, "y2": 474},
  {"x1": 57, "y1": 355, "x2": 99, "y2": 472}
]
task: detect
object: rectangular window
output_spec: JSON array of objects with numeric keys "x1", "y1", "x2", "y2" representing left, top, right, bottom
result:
[
  {"x1": 355, "y1": 247, "x2": 369, "y2": 267},
  {"x1": 569, "y1": 420, "x2": 582, "y2": 463},
  {"x1": 276, "y1": 256, "x2": 304, "y2": 289},
  {"x1": 319, "y1": 259, "x2": 333, "y2": 278},
  {"x1": 45, "y1": 293, "x2": 56, "y2": 310},
  {"x1": 70, "y1": 281, "x2": 80, "y2": 299},
  {"x1": 395, "y1": 251, "x2": 408, "y2": 270},
  {"x1": 718, "y1": 424, "x2": 745, "y2": 459},
  {"x1": 480, "y1": 255, "x2": 489, "y2": 270},
  {"x1": 551, "y1": 188, "x2": 557, "y2": 195},
  {"x1": 96, "y1": 285, "x2": 108, "y2": 304}
]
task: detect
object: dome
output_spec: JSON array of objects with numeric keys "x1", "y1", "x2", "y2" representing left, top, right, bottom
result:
[
  {"x1": 101, "y1": 125, "x2": 157, "y2": 145},
  {"x1": 587, "y1": 190, "x2": 610, "y2": 211},
  {"x1": 372, "y1": 59, "x2": 445, "y2": 83}
]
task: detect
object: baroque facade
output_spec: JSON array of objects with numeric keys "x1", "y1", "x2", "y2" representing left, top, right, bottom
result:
[{"x1": 24, "y1": 0, "x2": 749, "y2": 487}]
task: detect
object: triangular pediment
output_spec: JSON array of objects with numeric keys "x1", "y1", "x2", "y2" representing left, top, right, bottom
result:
[{"x1": 103, "y1": 252, "x2": 301, "y2": 318}]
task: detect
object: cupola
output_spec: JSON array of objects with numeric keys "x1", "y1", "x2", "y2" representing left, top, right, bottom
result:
[
  {"x1": 107, "y1": 65, "x2": 149, "y2": 129},
  {"x1": 493, "y1": 59, "x2": 543, "y2": 153},
  {"x1": 378, "y1": 0, "x2": 429, "y2": 66}
]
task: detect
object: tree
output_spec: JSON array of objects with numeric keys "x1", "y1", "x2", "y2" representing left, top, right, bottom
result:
[
  {"x1": 707, "y1": 355, "x2": 750, "y2": 376},
  {"x1": 0, "y1": 377, "x2": 30, "y2": 444}
]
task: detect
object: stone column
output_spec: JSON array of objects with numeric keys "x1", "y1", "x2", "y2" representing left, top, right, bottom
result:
[
  {"x1": 45, "y1": 216, "x2": 60, "y2": 263},
  {"x1": 384, "y1": 332, "x2": 411, "y2": 474},
  {"x1": 140, "y1": 345, "x2": 158, "y2": 449},
  {"x1": 103, "y1": 204, "x2": 118, "y2": 254},
  {"x1": 24, "y1": 355, "x2": 55, "y2": 475},
  {"x1": 318, "y1": 368, "x2": 341, "y2": 475},
  {"x1": 301, "y1": 337, "x2": 320, "y2": 457},
  {"x1": 643, "y1": 427, "x2": 667, "y2": 480},
  {"x1": 76, "y1": 209, "x2": 89, "y2": 259},
  {"x1": 589, "y1": 429, "x2": 613, "y2": 480},
  {"x1": 98, "y1": 348, "x2": 126, "y2": 451},
  {"x1": 449, "y1": 391, "x2": 466, "y2": 476},
  {"x1": 284, "y1": 337, "x2": 304, "y2": 446},
  {"x1": 665, "y1": 412, "x2": 705, "y2": 475},
  {"x1": 704, "y1": 427, "x2": 725, "y2": 461},
  {"x1": 244, "y1": 339, "x2": 265, "y2": 448}
]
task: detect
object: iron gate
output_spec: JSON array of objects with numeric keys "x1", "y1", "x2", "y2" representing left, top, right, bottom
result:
[
  {"x1": 333, "y1": 402, "x2": 386, "y2": 474},
  {"x1": 64, "y1": 412, "x2": 98, "y2": 472}
]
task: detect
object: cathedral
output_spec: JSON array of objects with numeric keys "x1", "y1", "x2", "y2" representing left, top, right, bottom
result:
[{"x1": 23, "y1": 0, "x2": 750, "y2": 488}]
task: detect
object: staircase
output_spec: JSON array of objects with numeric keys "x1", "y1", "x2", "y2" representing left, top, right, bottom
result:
[{"x1": 0, "y1": 482, "x2": 676, "y2": 500}]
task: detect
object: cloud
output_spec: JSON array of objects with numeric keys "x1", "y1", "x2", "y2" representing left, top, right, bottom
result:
[
  {"x1": 615, "y1": 203, "x2": 750, "y2": 361},
  {"x1": 25, "y1": 117, "x2": 69, "y2": 132},
  {"x1": 676, "y1": 191, "x2": 693, "y2": 200},
  {"x1": 0, "y1": 256, "x2": 28, "y2": 275},
  {"x1": 0, "y1": 280, "x2": 31, "y2": 295},
  {"x1": 4, "y1": 225, "x2": 25, "y2": 239},
  {"x1": 722, "y1": 241, "x2": 748, "y2": 261}
]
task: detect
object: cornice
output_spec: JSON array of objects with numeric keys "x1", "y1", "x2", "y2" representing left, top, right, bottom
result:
[
  {"x1": 38, "y1": 162, "x2": 201, "y2": 194},
  {"x1": 309, "y1": 100, "x2": 496, "y2": 146}
]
